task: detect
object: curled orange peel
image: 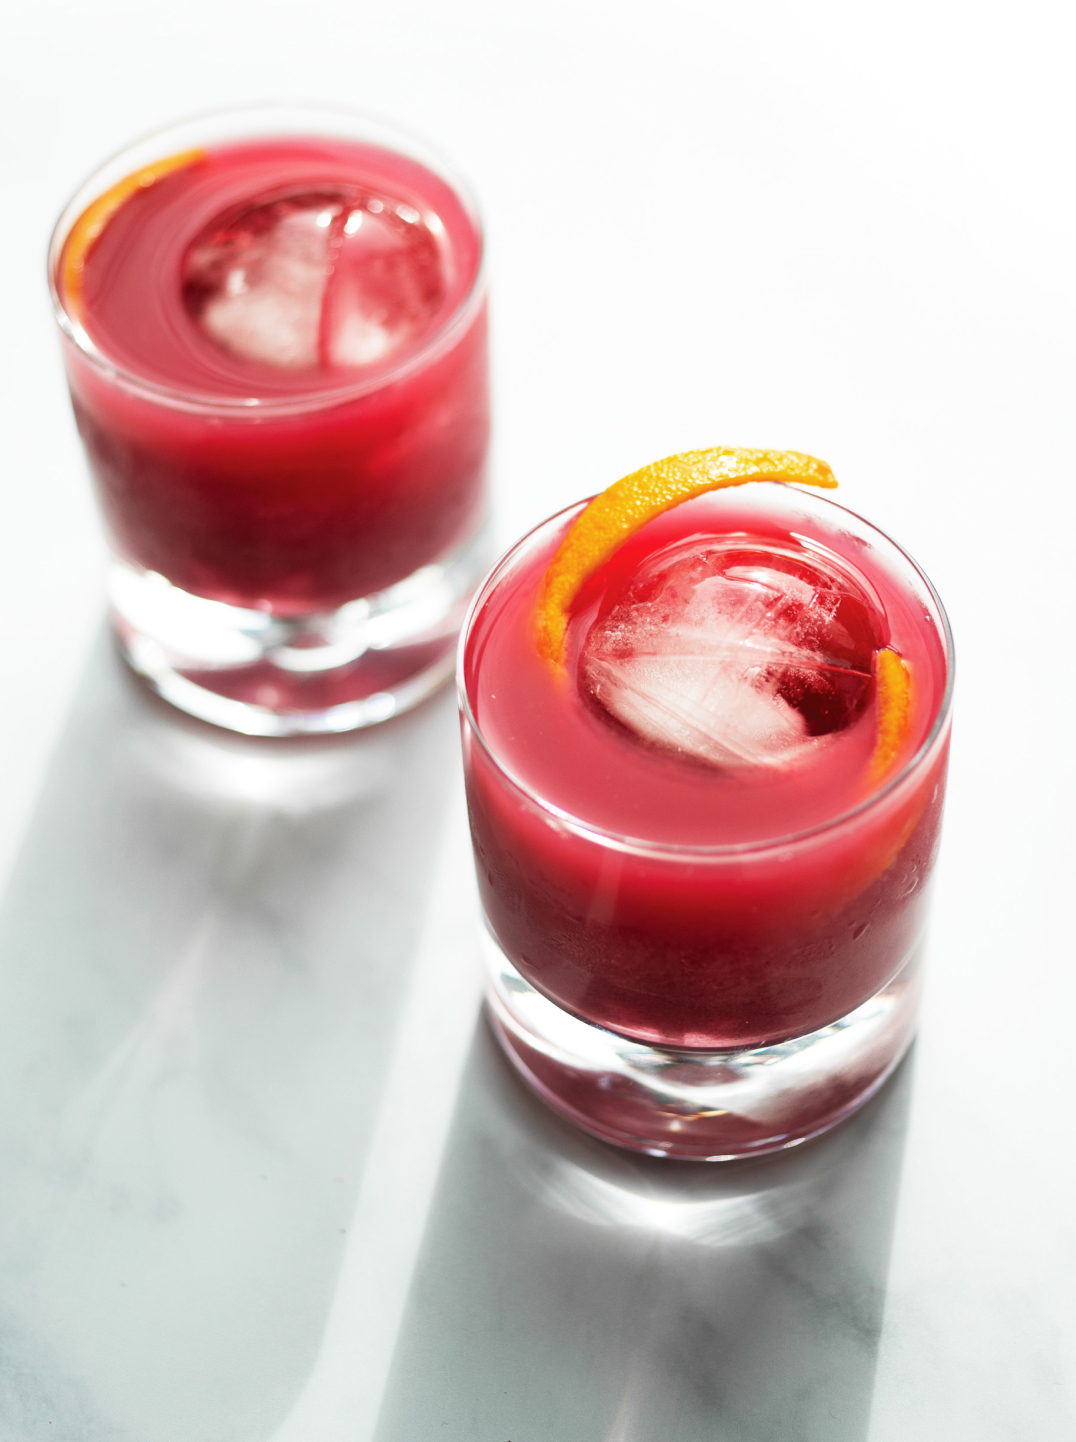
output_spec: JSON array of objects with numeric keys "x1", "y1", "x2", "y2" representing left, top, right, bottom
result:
[
  {"x1": 871, "y1": 647, "x2": 913, "y2": 781},
  {"x1": 60, "y1": 148, "x2": 206, "y2": 316},
  {"x1": 535, "y1": 446, "x2": 837, "y2": 665}
]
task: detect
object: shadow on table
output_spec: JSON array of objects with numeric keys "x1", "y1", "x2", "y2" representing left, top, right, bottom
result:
[
  {"x1": 375, "y1": 1020, "x2": 915, "y2": 1442},
  {"x1": 0, "y1": 632, "x2": 460, "y2": 1442},
  {"x1": 0, "y1": 631, "x2": 918, "y2": 1442}
]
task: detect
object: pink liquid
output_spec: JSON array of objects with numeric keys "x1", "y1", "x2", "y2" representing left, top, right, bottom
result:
[
  {"x1": 462, "y1": 486, "x2": 951, "y2": 1050},
  {"x1": 56, "y1": 136, "x2": 488, "y2": 614}
]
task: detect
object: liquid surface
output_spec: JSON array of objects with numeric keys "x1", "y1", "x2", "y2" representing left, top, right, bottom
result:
[
  {"x1": 64, "y1": 138, "x2": 481, "y2": 400},
  {"x1": 466, "y1": 487, "x2": 947, "y2": 848}
]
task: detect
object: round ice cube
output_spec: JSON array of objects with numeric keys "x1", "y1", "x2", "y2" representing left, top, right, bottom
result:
[
  {"x1": 182, "y1": 188, "x2": 446, "y2": 371},
  {"x1": 581, "y1": 536, "x2": 883, "y2": 768}
]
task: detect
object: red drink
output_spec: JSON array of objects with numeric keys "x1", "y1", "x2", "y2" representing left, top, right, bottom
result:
[
  {"x1": 50, "y1": 108, "x2": 488, "y2": 734},
  {"x1": 460, "y1": 479, "x2": 952, "y2": 1157}
]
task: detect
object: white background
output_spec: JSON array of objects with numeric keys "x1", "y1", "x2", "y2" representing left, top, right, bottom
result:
[{"x1": 2, "y1": 1, "x2": 1075, "y2": 1435}]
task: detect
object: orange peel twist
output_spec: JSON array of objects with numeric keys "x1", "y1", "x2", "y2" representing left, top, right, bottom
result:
[
  {"x1": 535, "y1": 446, "x2": 838, "y2": 666},
  {"x1": 534, "y1": 443, "x2": 917, "y2": 795},
  {"x1": 870, "y1": 647, "x2": 913, "y2": 782}
]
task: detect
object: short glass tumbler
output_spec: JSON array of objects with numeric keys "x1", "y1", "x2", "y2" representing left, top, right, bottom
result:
[
  {"x1": 50, "y1": 105, "x2": 489, "y2": 735},
  {"x1": 459, "y1": 488, "x2": 953, "y2": 1160}
]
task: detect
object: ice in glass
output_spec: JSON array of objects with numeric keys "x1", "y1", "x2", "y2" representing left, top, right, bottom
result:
[
  {"x1": 460, "y1": 450, "x2": 953, "y2": 1159},
  {"x1": 50, "y1": 108, "x2": 488, "y2": 734}
]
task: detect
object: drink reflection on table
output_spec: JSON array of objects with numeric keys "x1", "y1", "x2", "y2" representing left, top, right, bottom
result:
[{"x1": 373, "y1": 1021, "x2": 915, "y2": 1442}]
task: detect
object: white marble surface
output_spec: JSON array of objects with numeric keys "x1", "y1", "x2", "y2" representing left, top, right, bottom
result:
[{"x1": 2, "y1": 1, "x2": 1075, "y2": 1437}]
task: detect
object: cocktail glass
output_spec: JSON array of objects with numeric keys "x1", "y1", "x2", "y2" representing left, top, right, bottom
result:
[
  {"x1": 459, "y1": 480, "x2": 953, "y2": 1159},
  {"x1": 49, "y1": 105, "x2": 489, "y2": 736}
]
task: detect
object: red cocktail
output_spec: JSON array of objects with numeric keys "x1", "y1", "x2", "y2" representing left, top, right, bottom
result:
[
  {"x1": 460, "y1": 453, "x2": 952, "y2": 1158},
  {"x1": 50, "y1": 107, "x2": 488, "y2": 735}
]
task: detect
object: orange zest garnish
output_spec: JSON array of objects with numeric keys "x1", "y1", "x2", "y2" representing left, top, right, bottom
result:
[
  {"x1": 871, "y1": 647, "x2": 913, "y2": 780},
  {"x1": 60, "y1": 148, "x2": 206, "y2": 316},
  {"x1": 535, "y1": 446, "x2": 837, "y2": 665}
]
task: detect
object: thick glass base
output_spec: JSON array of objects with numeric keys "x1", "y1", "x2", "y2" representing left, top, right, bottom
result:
[
  {"x1": 484, "y1": 932, "x2": 922, "y2": 1160},
  {"x1": 110, "y1": 530, "x2": 490, "y2": 736}
]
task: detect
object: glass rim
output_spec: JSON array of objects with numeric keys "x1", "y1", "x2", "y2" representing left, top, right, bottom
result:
[
  {"x1": 457, "y1": 484, "x2": 956, "y2": 860},
  {"x1": 47, "y1": 101, "x2": 487, "y2": 417}
]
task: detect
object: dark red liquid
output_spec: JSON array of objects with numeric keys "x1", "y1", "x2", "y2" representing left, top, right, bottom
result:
[
  {"x1": 57, "y1": 137, "x2": 488, "y2": 613},
  {"x1": 462, "y1": 487, "x2": 951, "y2": 1049}
]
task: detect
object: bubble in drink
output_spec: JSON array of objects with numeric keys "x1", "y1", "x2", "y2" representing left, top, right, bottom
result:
[
  {"x1": 581, "y1": 537, "x2": 882, "y2": 768},
  {"x1": 182, "y1": 189, "x2": 446, "y2": 371}
]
